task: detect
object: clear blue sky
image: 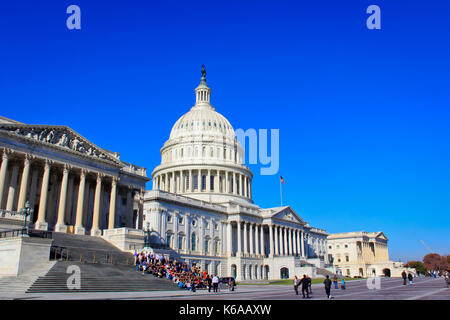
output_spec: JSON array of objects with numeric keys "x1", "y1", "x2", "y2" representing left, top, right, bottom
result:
[{"x1": 1, "y1": 1, "x2": 449, "y2": 262}]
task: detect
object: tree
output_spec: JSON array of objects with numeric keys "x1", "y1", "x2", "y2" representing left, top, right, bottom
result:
[
  {"x1": 423, "y1": 253, "x2": 448, "y2": 271},
  {"x1": 405, "y1": 261, "x2": 427, "y2": 275}
]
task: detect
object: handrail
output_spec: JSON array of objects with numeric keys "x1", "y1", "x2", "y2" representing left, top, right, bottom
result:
[{"x1": 49, "y1": 245, "x2": 134, "y2": 266}]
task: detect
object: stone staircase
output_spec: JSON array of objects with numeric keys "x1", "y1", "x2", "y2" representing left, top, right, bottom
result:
[
  {"x1": 50, "y1": 232, "x2": 135, "y2": 265},
  {"x1": 26, "y1": 261, "x2": 179, "y2": 293},
  {"x1": 0, "y1": 261, "x2": 56, "y2": 296},
  {"x1": 316, "y1": 267, "x2": 335, "y2": 277}
]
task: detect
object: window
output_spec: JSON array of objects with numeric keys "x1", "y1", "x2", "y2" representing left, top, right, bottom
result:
[
  {"x1": 178, "y1": 236, "x2": 183, "y2": 250},
  {"x1": 215, "y1": 241, "x2": 220, "y2": 253},
  {"x1": 205, "y1": 239, "x2": 209, "y2": 253},
  {"x1": 202, "y1": 175, "x2": 206, "y2": 190},
  {"x1": 178, "y1": 217, "x2": 183, "y2": 224},
  {"x1": 166, "y1": 234, "x2": 172, "y2": 247},
  {"x1": 336, "y1": 245, "x2": 340, "y2": 249},
  {"x1": 167, "y1": 215, "x2": 172, "y2": 222},
  {"x1": 191, "y1": 233, "x2": 196, "y2": 251},
  {"x1": 329, "y1": 246, "x2": 332, "y2": 249},
  {"x1": 192, "y1": 220, "x2": 197, "y2": 226},
  {"x1": 344, "y1": 244, "x2": 348, "y2": 248},
  {"x1": 345, "y1": 256, "x2": 349, "y2": 262},
  {"x1": 215, "y1": 224, "x2": 219, "y2": 231}
]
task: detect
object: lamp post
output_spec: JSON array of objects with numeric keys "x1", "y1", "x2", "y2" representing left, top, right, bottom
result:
[
  {"x1": 19, "y1": 200, "x2": 33, "y2": 234},
  {"x1": 144, "y1": 222, "x2": 151, "y2": 248}
]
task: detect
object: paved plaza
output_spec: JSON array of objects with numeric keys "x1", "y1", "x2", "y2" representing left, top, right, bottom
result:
[{"x1": 2, "y1": 277, "x2": 448, "y2": 300}]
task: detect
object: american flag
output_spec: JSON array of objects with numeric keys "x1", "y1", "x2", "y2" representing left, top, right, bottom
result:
[{"x1": 280, "y1": 176, "x2": 285, "y2": 184}]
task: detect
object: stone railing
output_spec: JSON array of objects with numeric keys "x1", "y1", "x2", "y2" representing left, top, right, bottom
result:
[
  {"x1": 0, "y1": 210, "x2": 24, "y2": 221},
  {"x1": 146, "y1": 190, "x2": 227, "y2": 213}
]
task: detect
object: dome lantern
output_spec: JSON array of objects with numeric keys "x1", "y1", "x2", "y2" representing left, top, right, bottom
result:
[{"x1": 194, "y1": 65, "x2": 212, "y2": 108}]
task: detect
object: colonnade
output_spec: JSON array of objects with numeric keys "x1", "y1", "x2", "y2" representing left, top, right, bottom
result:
[
  {"x1": 0, "y1": 148, "x2": 141, "y2": 235},
  {"x1": 153, "y1": 169, "x2": 252, "y2": 199}
]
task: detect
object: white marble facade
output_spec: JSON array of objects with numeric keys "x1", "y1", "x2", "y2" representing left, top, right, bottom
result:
[
  {"x1": 0, "y1": 117, "x2": 149, "y2": 235},
  {"x1": 144, "y1": 69, "x2": 329, "y2": 280}
]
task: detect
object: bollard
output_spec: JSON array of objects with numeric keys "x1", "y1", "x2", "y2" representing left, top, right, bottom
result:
[
  {"x1": 80, "y1": 255, "x2": 83, "y2": 263},
  {"x1": 66, "y1": 250, "x2": 69, "y2": 262},
  {"x1": 93, "y1": 252, "x2": 96, "y2": 264}
]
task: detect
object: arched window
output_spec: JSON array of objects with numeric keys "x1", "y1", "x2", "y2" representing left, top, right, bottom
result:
[
  {"x1": 178, "y1": 235, "x2": 184, "y2": 250},
  {"x1": 191, "y1": 233, "x2": 197, "y2": 251}
]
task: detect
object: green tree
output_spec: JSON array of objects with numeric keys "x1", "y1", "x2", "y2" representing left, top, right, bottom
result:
[{"x1": 405, "y1": 261, "x2": 427, "y2": 275}]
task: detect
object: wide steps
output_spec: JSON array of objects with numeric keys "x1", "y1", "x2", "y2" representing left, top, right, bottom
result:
[{"x1": 26, "y1": 262, "x2": 178, "y2": 293}]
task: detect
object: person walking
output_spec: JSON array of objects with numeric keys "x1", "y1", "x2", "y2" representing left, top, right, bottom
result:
[
  {"x1": 401, "y1": 271, "x2": 407, "y2": 285},
  {"x1": 340, "y1": 277, "x2": 346, "y2": 290},
  {"x1": 307, "y1": 275, "x2": 312, "y2": 294},
  {"x1": 300, "y1": 275, "x2": 310, "y2": 298},
  {"x1": 333, "y1": 274, "x2": 338, "y2": 289},
  {"x1": 408, "y1": 272, "x2": 413, "y2": 285},
  {"x1": 323, "y1": 275, "x2": 332, "y2": 299},
  {"x1": 212, "y1": 275, "x2": 219, "y2": 293},
  {"x1": 206, "y1": 275, "x2": 212, "y2": 292},
  {"x1": 293, "y1": 276, "x2": 300, "y2": 295}
]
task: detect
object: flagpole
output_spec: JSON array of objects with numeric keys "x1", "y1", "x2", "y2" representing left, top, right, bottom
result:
[{"x1": 280, "y1": 178, "x2": 283, "y2": 207}]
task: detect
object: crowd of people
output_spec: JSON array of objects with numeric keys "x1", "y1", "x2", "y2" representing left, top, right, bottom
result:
[{"x1": 134, "y1": 250, "x2": 235, "y2": 292}]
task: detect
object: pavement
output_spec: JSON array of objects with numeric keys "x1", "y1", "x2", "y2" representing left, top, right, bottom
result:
[{"x1": 1, "y1": 277, "x2": 448, "y2": 300}]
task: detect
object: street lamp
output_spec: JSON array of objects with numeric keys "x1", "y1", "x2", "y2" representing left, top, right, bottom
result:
[
  {"x1": 18, "y1": 200, "x2": 33, "y2": 234},
  {"x1": 144, "y1": 222, "x2": 151, "y2": 248}
]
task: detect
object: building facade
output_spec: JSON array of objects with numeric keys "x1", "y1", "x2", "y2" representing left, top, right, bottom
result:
[
  {"x1": 327, "y1": 231, "x2": 410, "y2": 277},
  {"x1": 0, "y1": 117, "x2": 149, "y2": 235},
  {"x1": 144, "y1": 69, "x2": 330, "y2": 280}
]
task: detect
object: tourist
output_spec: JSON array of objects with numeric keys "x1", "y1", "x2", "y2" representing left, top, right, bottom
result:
[
  {"x1": 333, "y1": 274, "x2": 338, "y2": 289},
  {"x1": 293, "y1": 275, "x2": 300, "y2": 295},
  {"x1": 300, "y1": 274, "x2": 310, "y2": 298},
  {"x1": 307, "y1": 275, "x2": 312, "y2": 294},
  {"x1": 340, "y1": 277, "x2": 346, "y2": 290},
  {"x1": 207, "y1": 275, "x2": 212, "y2": 292},
  {"x1": 323, "y1": 275, "x2": 332, "y2": 299},
  {"x1": 408, "y1": 272, "x2": 413, "y2": 285},
  {"x1": 212, "y1": 275, "x2": 219, "y2": 292},
  {"x1": 401, "y1": 270, "x2": 407, "y2": 285},
  {"x1": 228, "y1": 278, "x2": 235, "y2": 291}
]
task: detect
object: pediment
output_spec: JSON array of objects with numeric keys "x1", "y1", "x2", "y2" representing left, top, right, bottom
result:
[
  {"x1": 0, "y1": 124, "x2": 121, "y2": 165},
  {"x1": 375, "y1": 232, "x2": 388, "y2": 241},
  {"x1": 271, "y1": 207, "x2": 305, "y2": 225}
]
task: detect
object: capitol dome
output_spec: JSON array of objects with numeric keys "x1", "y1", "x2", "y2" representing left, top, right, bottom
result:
[{"x1": 152, "y1": 66, "x2": 253, "y2": 204}]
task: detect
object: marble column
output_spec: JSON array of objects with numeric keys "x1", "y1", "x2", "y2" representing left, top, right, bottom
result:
[
  {"x1": 207, "y1": 169, "x2": 211, "y2": 192},
  {"x1": 0, "y1": 150, "x2": 10, "y2": 208},
  {"x1": 35, "y1": 160, "x2": 51, "y2": 230},
  {"x1": 301, "y1": 231, "x2": 306, "y2": 257},
  {"x1": 290, "y1": 228, "x2": 294, "y2": 256},
  {"x1": 255, "y1": 224, "x2": 259, "y2": 256},
  {"x1": 296, "y1": 230, "x2": 300, "y2": 256},
  {"x1": 185, "y1": 214, "x2": 190, "y2": 253},
  {"x1": 283, "y1": 227, "x2": 288, "y2": 256},
  {"x1": 249, "y1": 224, "x2": 254, "y2": 256},
  {"x1": 91, "y1": 173, "x2": 103, "y2": 236},
  {"x1": 227, "y1": 221, "x2": 232, "y2": 256},
  {"x1": 29, "y1": 167, "x2": 39, "y2": 210},
  {"x1": 197, "y1": 170, "x2": 201, "y2": 192},
  {"x1": 17, "y1": 155, "x2": 31, "y2": 211},
  {"x1": 55, "y1": 165, "x2": 70, "y2": 232},
  {"x1": 260, "y1": 225, "x2": 264, "y2": 257},
  {"x1": 189, "y1": 170, "x2": 193, "y2": 192},
  {"x1": 243, "y1": 222, "x2": 248, "y2": 256},
  {"x1": 225, "y1": 172, "x2": 229, "y2": 193},
  {"x1": 269, "y1": 224, "x2": 274, "y2": 257},
  {"x1": 6, "y1": 163, "x2": 19, "y2": 211},
  {"x1": 237, "y1": 221, "x2": 242, "y2": 256},
  {"x1": 274, "y1": 225, "x2": 279, "y2": 256},
  {"x1": 75, "y1": 169, "x2": 87, "y2": 235},
  {"x1": 108, "y1": 177, "x2": 118, "y2": 229},
  {"x1": 233, "y1": 173, "x2": 237, "y2": 195}
]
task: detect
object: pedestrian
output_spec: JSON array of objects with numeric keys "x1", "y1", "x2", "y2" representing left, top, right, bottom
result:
[
  {"x1": 300, "y1": 275, "x2": 310, "y2": 298},
  {"x1": 408, "y1": 272, "x2": 413, "y2": 285},
  {"x1": 333, "y1": 274, "x2": 338, "y2": 289},
  {"x1": 228, "y1": 278, "x2": 235, "y2": 291},
  {"x1": 340, "y1": 277, "x2": 346, "y2": 290},
  {"x1": 323, "y1": 275, "x2": 332, "y2": 299},
  {"x1": 212, "y1": 275, "x2": 219, "y2": 293},
  {"x1": 293, "y1": 275, "x2": 300, "y2": 295},
  {"x1": 307, "y1": 275, "x2": 312, "y2": 294},
  {"x1": 401, "y1": 271, "x2": 407, "y2": 285},
  {"x1": 207, "y1": 275, "x2": 212, "y2": 292}
]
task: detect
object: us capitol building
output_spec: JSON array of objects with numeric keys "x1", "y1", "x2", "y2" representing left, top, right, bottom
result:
[
  {"x1": 143, "y1": 69, "x2": 329, "y2": 280},
  {"x1": 0, "y1": 68, "x2": 408, "y2": 281}
]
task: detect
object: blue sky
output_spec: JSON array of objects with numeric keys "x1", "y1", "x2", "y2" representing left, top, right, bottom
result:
[{"x1": 1, "y1": 0, "x2": 449, "y2": 261}]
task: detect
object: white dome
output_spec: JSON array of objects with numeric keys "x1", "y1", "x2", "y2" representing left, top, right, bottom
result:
[
  {"x1": 169, "y1": 106, "x2": 235, "y2": 140},
  {"x1": 152, "y1": 67, "x2": 253, "y2": 204}
]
